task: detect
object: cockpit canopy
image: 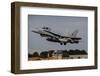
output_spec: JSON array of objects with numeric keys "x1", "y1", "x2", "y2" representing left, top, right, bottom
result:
[{"x1": 42, "y1": 26, "x2": 51, "y2": 31}]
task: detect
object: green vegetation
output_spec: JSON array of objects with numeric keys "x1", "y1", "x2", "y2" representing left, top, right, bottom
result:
[
  {"x1": 40, "y1": 51, "x2": 48, "y2": 58},
  {"x1": 28, "y1": 49, "x2": 87, "y2": 60},
  {"x1": 62, "y1": 51, "x2": 69, "y2": 58},
  {"x1": 68, "y1": 49, "x2": 87, "y2": 55},
  {"x1": 33, "y1": 52, "x2": 39, "y2": 57}
]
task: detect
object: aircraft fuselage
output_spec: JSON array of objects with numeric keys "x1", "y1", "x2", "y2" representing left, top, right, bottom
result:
[{"x1": 32, "y1": 27, "x2": 81, "y2": 45}]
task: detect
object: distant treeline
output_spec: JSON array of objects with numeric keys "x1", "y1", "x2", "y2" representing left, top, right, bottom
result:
[{"x1": 28, "y1": 49, "x2": 87, "y2": 58}]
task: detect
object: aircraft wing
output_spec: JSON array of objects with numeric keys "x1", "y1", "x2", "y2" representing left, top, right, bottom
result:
[
  {"x1": 43, "y1": 30, "x2": 82, "y2": 40},
  {"x1": 32, "y1": 29, "x2": 60, "y2": 39},
  {"x1": 70, "y1": 37, "x2": 82, "y2": 40},
  {"x1": 61, "y1": 36, "x2": 81, "y2": 40},
  {"x1": 44, "y1": 30, "x2": 61, "y2": 38}
]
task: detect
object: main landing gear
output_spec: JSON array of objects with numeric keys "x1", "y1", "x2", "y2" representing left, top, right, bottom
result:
[{"x1": 60, "y1": 42, "x2": 67, "y2": 45}]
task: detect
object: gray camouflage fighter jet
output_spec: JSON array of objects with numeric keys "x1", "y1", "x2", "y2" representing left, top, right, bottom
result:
[{"x1": 32, "y1": 27, "x2": 82, "y2": 45}]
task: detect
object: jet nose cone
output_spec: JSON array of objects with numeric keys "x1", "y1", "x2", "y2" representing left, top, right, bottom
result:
[
  {"x1": 32, "y1": 28, "x2": 36, "y2": 32},
  {"x1": 32, "y1": 28, "x2": 43, "y2": 34},
  {"x1": 32, "y1": 28, "x2": 39, "y2": 33}
]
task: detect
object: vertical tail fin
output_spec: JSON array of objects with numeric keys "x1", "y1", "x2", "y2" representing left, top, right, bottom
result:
[{"x1": 71, "y1": 30, "x2": 78, "y2": 37}]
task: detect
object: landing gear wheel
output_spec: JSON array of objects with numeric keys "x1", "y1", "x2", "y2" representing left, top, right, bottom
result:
[
  {"x1": 60, "y1": 43, "x2": 63, "y2": 45},
  {"x1": 64, "y1": 42, "x2": 66, "y2": 45}
]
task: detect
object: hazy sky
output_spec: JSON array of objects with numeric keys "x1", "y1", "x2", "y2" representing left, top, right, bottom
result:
[{"x1": 28, "y1": 15, "x2": 88, "y2": 54}]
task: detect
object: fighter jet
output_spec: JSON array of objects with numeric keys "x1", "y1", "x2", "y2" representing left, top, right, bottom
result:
[{"x1": 32, "y1": 26, "x2": 82, "y2": 45}]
